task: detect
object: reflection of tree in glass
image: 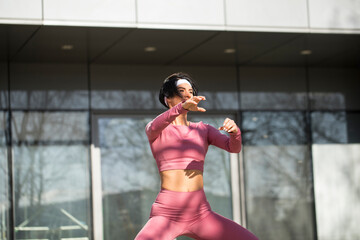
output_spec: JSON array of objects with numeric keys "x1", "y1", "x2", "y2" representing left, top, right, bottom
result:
[
  {"x1": 11, "y1": 111, "x2": 89, "y2": 238},
  {"x1": 241, "y1": 92, "x2": 307, "y2": 110},
  {"x1": 91, "y1": 90, "x2": 160, "y2": 109},
  {"x1": 243, "y1": 111, "x2": 314, "y2": 240},
  {"x1": 0, "y1": 90, "x2": 9, "y2": 109},
  {"x1": 243, "y1": 112, "x2": 307, "y2": 145},
  {"x1": 99, "y1": 117, "x2": 160, "y2": 239},
  {"x1": 11, "y1": 90, "x2": 88, "y2": 110},
  {"x1": 99, "y1": 117, "x2": 159, "y2": 193},
  {"x1": 0, "y1": 112, "x2": 9, "y2": 239},
  {"x1": 311, "y1": 112, "x2": 347, "y2": 143}
]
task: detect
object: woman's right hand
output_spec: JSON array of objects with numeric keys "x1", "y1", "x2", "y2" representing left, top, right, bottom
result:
[{"x1": 182, "y1": 96, "x2": 206, "y2": 112}]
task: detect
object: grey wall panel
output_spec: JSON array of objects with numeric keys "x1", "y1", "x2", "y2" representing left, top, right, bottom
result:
[
  {"x1": 226, "y1": 0, "x2": 308, "y2": 28},
  {"x1": 0, "y1": 0, "x2": 42, "y2": 20},
  {"x1": 137, "y1": 0, "x2": 225, "y2": 26},
  {"x1": 309, "y1": 0, "x2": 360, "y2": 29},
  {"x1": 44, "y1": 0, "x2": 136, "y2": 24}
]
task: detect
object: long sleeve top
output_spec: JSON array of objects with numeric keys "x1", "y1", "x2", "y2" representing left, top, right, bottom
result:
[{"x1": 145, "y1": 102, "x2": 242, "y2": 172}]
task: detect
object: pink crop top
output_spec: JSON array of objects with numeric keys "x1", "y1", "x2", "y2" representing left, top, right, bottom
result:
[{"x1": 145, "y1": 102, "x2": 242, "y2": 172}]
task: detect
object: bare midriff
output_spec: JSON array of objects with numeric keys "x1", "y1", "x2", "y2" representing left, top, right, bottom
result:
[{"x1": 160, "y1": 169, "x2": 204, "y2": 192}]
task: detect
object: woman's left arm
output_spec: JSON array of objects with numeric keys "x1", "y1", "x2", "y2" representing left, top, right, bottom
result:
[{"x1": 207, "y1": 118, "x2": 242, "y2": 153}]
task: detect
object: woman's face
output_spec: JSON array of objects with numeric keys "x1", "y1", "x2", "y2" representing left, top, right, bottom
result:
[{"x1": 167, "y1": 83, "x2": 193, "y2": 107}]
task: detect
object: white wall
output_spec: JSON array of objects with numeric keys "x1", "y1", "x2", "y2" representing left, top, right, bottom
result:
[
  {"x1": 137, "y1": 0, "x2": 225, "y2": 29},
  {"x1": 0, "y1": 0, "x2": 359, "y2": 35},
  {"x1": 0, "y1": 0, "x2": 42, "y2": 20},
  {"x1": 226, "y1": 0, "x2": 308, "y2": 29},
  {"x1": 43, "y1": 0, "x2": 136, "y2": 26},
  {"x1": 309, "y1": 0, "x2": 360, "y2": 30}
]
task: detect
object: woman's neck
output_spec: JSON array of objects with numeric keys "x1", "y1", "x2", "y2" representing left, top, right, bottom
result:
[{"x1": 172, "y1": 113, "x2": 189, "y2": 126}]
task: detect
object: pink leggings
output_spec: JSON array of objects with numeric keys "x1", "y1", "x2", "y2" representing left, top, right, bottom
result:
[{"x1": 135, "y1": 189, "x2": 258, "y2": 240}]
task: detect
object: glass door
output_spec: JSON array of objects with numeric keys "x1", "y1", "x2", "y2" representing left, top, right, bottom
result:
[{"x1": 91, "y1": 114, "x2": 240, "y2": 240}]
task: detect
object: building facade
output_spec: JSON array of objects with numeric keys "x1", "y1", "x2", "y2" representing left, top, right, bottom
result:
[{"x1": 0, "y1": 1, "x2": 360, "y2": 240}]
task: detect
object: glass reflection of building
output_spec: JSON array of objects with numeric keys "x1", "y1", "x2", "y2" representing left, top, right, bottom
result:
[{"x1": 0, "y1": 26, "x2": 359, "y2": 240}]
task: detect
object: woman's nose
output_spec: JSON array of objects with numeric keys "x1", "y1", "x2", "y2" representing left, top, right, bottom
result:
[{"x1": 184, "y1": 91, "x2": 192, "y2": 97}]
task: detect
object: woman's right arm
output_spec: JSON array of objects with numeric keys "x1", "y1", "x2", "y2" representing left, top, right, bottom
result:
[{"x1": 145, "y1": 102, "x2": 188, "y2": 141}]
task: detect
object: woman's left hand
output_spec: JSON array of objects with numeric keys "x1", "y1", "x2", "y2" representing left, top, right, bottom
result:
[{"x1": 218, "y1": 118, "x2": 238, "y2": 133}]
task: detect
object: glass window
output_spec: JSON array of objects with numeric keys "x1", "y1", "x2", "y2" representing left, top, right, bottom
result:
[
  {"x1": 0, "y1": 111, "x2": 9, "y2": 240},
  {"x1": 0, "y1": 62, "x2": 8, "y2": 110},
  {"x1": 346, "y1": 112, "x2": 360, "y2": 143},
  {"x1": 240, "y1": 67, "x2": 308, "y2": 110},
  {"x1": 312, "y1": 112, "x2": 360, "y2": 240},
  {"x1": 11, "y1": 111, "x2": 91, "y2": 240},
  {"x1": 311, "y1": 112, "x2": 347, "y2": 144},
  {"x1": 90, "y1": 65, "x2": 164, "y2": 110},
  {"x1": 10, "y1": 63, "x2": 88, "y2": 110},
  {"x1": 311, "y1": 111, "x2": 360, "y2": 144},
  {"x1": 309, "y1": 68, "x2": 360, "y2": 110},
  {"x1": 90, "y1": 65, "x2": 238, "y2": 111},
  {"x1": 242, "y1": 111, "x2": 315, "y2": 240},
  {"x1": 96, "y1": 114, "x2": 235, "y2": 240},
  {"x1": 186, "y1": 67, "x2": 239, "y2": 111},
  {"x1": 97, "y1": 116, "x2": 158, "y2": 240}
]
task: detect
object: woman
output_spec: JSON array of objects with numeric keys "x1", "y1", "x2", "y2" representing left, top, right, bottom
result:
[{"x1": 135, "y1": 73, "x2": 258, "y2": 240}]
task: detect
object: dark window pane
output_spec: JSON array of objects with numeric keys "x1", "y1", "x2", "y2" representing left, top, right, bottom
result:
[
  {"x1": 240, "y1": 67, "x2": 307, "y2": 110},
  {"x1": 347, "y1": 112, "x2": 360, "y2": 143},
  {"x1": 309, "y1": 68, "x2": 360, "y2": 110},
  {"x1": 0, "y1": 62, "x2": 8, "y2": 109},
  {"x1": 190, "y1": 67, "x2": 239, "y2": 110},
  {"x1": 91, "y1": 65, "x2": 239, "y2": 110},
  {"x1": 91, "y1": 65, "x2": 164, "y2": 110},
  {"x1": 10, "y1": 63, "x2": 88, "y2": 110}
]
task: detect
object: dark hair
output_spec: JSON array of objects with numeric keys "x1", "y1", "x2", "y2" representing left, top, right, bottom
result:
[{"x1": 159, "y1": 72, "x2": 198, "y2": 108}]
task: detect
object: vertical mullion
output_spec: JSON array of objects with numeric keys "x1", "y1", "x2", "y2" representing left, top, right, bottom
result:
[
  {"x1": 7, "y1": 39, "x2": 15, "y2": 240},
  {"x1": 230, "y1": 152, "x2": 241, "y2": 224},
  {"x1": 304, "y1": 47, "x2": 318, "y2": 240},
  {"x1": 90, "y1": 142, "x2": 104, "y2": 240},
  {"x1": 238, "y1": 150, "x2": 247, "y2": 228},
  {"x1": 233, "y1": 31, "x2": 247, "y2": 228}
]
